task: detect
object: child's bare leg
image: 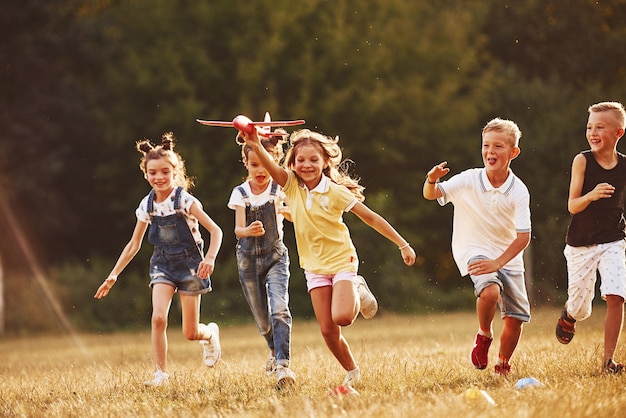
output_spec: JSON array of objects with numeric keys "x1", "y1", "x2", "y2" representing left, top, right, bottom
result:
[
  {"x1": 180, "y1": 294, "x2": 211, "y2": 340},
  {"x1": 310, "y1": 286, "x2": 357, "y2": 372},
  {"x1": 151, "y1": 284, "x2": 176, "y2": 371},
  {"x1": 604, "y1": 295, "x2": 625, "y2": 363},
  {"x1": 499, "y1": 316, "x2": 523, "y2": 361},
  {"x1": 476, "y1": 284, "x2": 499, "y2": 335},
  {"x1": 331, "y1": 280, "x2": 359, "y2": 326}
]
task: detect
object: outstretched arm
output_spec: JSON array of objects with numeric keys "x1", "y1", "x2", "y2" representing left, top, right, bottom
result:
[
  {"x1": 242, "y1": 130, "x2": 289, "y2": 187},
  {"x1": 350, "y1": 202, "x2": 416, "y2": 266},
  {"x1": 423, "y1": 161, "x2": 449, "y2": 200},
  {"x1": 94, "y1": 220, "x2": 148, "y2": 299}
]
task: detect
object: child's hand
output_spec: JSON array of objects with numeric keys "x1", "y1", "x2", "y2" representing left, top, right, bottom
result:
[
  {"x1": 241, "y1": 128, "x2": 261, "y2": 146},
  {"x1": 467, "y1": 259, "x2": 499, "y2": 276},
  {"x1": 247, "y1": 220, "x2": 266, "y2": 236},
  {"x1": 278, "y1": 205, "x2": 292, "y2": 222},
  {"x1": 426, "y1": 161, "x2": 450, "y2": 183},
  {"x1": 589, "y1": 182, "x2": 615, "y2": 201},
  {"x1": 198, "y1": 258, "x2": 215, "y2": 279},
  {"x1": 94, "y1": 276, "x2": 117, "y2": 299},
  {"x1": 401, "y1": 245, "x2": 416, "y2": 266}
]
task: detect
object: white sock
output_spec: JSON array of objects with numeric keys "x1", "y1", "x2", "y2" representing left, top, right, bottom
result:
[
  {"x1": 198, "y1": 323, "x2": 211, "y2": 340},
  {"x1": 478, "y1": 328, "x2": 492, "y2": 338}
]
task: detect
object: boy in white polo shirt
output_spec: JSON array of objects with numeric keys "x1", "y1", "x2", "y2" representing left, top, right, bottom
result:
[{"x1": 423, "y1": 118, "x2": 531, "y2": 376}]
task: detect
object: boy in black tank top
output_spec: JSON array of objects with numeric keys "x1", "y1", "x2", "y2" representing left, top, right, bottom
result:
[{"x1": 556, "y1": 102, "x2": 626, "y2": 373}]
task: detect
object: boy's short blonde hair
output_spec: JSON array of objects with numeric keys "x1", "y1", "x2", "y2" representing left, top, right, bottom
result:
[
  {"x1": 588, "y1": 102, "x2": 626, "y2": 129},
  {"x1": 482, "y1": 118, "x2": 522, "y2": 147}
]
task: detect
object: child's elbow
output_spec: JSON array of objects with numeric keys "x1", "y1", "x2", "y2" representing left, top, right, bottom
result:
[{"x1": 423, "y1": 191, "x2": 439, "y2": 201}]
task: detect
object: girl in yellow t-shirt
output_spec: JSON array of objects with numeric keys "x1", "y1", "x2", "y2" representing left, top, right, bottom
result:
[{"x1": 242, "y1": 128, "x2": 415, "y2": 389}]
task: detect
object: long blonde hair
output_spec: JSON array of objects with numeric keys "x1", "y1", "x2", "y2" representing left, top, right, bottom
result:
[{"x1": 284, "y1": 129, "x2": 365, "y2": 202}]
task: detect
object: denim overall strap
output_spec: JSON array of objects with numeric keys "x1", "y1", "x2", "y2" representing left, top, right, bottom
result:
[
  {"x1": 146, "y1": 187, "x2": 185, "y2": 218},
  {"x1": 173, "y1": 186, "x2": 183, "y2": 211},
  {"x1": 236, "y1": 182, "x2": 281, "y2": 256},
  {"x1": 269, "y1": 180, "x2": 278, "y2": 201},
  {"x1": 237, "y1": 186, "x2": 250, "y2": 207},
  {"x1": 146, "y1": 189, "x2": 156, "y2": 216},
  {"x1": 147, "y1": 187, "x2": 201, "y2": 258}
]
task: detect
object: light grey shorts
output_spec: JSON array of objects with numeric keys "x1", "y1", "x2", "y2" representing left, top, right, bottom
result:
[{"x1": 468, "y1": 256, "x2": 531, "y2": 323}]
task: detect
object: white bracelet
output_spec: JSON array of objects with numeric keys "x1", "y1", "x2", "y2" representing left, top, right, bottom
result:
[
  {"x1": 398, "y1": 243, "x2": 410, "y2": 250},
  {"x1": 108, "y1": 275, "x2": 118, "y2": 281}
]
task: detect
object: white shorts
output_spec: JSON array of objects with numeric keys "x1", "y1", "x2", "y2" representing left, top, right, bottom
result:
[{"x1": 564, "y1": 240, "x2": 626, "y2": 321}]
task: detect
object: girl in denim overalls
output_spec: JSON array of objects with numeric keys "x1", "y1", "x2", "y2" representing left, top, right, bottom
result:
[
  {"x1": 95, "y1": 133, "x2": 223, "y2": 387},
  {"x1": 227, "y1": 135, "x2": 295, "y2": 387}
]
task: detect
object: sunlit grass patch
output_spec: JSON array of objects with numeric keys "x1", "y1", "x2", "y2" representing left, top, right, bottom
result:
[{"x1": 0, "y1": 306, "x2": 625, "y2": 417}]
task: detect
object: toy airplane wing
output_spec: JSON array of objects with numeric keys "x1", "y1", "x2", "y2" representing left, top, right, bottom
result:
[
  {"x1": 196, "y1": 113, "x2": 305, "y2": 136},
  {"x1": 248, "y1": 120, "x2": 306, "y2": 127},
  {"x1": 196, "y1": 119, "x2": 305, "y2": 127},
  {"x1": 195, "y1": 119, "x2": 235, "y2": 127}
]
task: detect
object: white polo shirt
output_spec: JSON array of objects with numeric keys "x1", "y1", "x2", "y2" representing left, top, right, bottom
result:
[{"x1": 437, "y1": 168, "x2": 531, "y2": 276}]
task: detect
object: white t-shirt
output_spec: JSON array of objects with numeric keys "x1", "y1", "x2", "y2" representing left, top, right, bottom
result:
[
  {"x1": 227, "y1": 181, "x2": 286, "y2": 240},
  {"x1": 437, "y1": 168, "x2": 531, "y2": 276},
  {"x1": 136, "y1": 188, "x2": 204, "y2": 244}
]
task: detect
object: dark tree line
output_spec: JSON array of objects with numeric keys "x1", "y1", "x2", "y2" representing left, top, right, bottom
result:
[{"x1": 1, "y1": 0, "x2": 625, "y2": 331}]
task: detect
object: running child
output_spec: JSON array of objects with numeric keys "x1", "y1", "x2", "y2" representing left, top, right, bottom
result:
[
  {"x1": 556, "y1": 101, "x2": 626, "y2": 373},
  {"x1": 423, "y1": 118, "x2": 531, "y2": 376},
  {"x1": 94, "y1": 132, "x2": 223, "y2": 386},
  {"x1": 227, "y1": 133, "x2": 296, "y2": 387},
  {"x1": 241, "y1": 128, "x2": 416, "y2": 388}
]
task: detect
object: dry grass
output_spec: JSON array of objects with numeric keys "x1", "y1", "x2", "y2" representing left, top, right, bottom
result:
[{"x1": 0, "y1": 306, "x2": 625, "y2": 417}]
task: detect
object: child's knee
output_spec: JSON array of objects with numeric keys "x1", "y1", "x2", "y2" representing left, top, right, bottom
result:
[
  {"x1": 605, "y1": 294, "x2": 625, "y2": 306},
  {"x1": 478, "y1": 284, "x2": 500, "y2": 303},
  {"x1": 151, "y1": 313, "x2": 168, "y2": 330},
  {"x1": 332, "y1": 312, "x2": 356, "y2": 327},
  {"x1": 503, "y1": 316, "x2": 523, "y2": 330}
]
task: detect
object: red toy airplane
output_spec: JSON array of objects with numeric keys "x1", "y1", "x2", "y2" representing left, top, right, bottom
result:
[{"x1": 196, "y1": 112, "x2": 305, "y2": 138}]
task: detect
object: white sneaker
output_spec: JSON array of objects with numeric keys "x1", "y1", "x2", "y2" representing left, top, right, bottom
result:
[
  {"x1": 144, "y1": 370, "x2": 169, "y2": 387},
  {"x1": 199, "y1": 322, "x2": 221, "y2": 367},
  {"x1": 265, "y1": 353, "x2": 276, "y2": 376},
  {"x1": 342, "y1": 366, "x2": 361, "y2": 386},
  {"x1": 276, "y1": 365, "x2": 296, "y2": 387},
  {"x1": 356, "y1": 275, "x2": 378, "y2": 319}
]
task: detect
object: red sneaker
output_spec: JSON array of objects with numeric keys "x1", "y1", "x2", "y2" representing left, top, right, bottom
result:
[{"x1": 470, "y1": 333, "x2": 492, "y2": 369}]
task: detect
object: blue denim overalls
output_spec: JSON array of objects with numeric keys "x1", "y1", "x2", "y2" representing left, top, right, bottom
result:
[
  {"x1": 236, "y1": 181, "x2": 292, "y2": 366},
  {"x1": 147, "y1": 187, "x2": 211, "y2": 295}
]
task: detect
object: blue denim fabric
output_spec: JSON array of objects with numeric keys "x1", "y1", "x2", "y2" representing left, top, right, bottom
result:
[
  {"x1": 146, "y1": 187, "x2": 211, "y2": 295},
  {"x1": 236, "y1": 182, "x2": 292, "y2": 365},
  {"x1": 468, "y1": 255, "x2": 530, "y2": 322}
]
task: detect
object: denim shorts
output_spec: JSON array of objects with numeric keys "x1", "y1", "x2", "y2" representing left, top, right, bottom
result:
[
  {"x1": 468, "y1": 256, "x2": 530, "y2": 322},
  {"x1": 149, "y1": 247, "x2": 212, "y2": 295}
]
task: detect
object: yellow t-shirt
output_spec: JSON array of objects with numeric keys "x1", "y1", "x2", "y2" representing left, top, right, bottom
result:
[{"x1": 284, "y1": 171, "x2": 359, "y2": 274}]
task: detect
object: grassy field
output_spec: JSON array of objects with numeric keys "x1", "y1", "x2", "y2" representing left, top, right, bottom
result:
[{"x1": 0, "y1": 306, "x2": 625, "y2": 417}]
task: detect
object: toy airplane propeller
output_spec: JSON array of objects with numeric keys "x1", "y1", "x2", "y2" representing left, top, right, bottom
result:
[{"x1": 196, "y1": 112, "x2": 305, "y2": 138}]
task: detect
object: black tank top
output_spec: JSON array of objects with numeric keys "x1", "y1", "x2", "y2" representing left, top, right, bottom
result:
[{"x1": 566, "y1": 150, "x2": 626, "y2": 246}]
